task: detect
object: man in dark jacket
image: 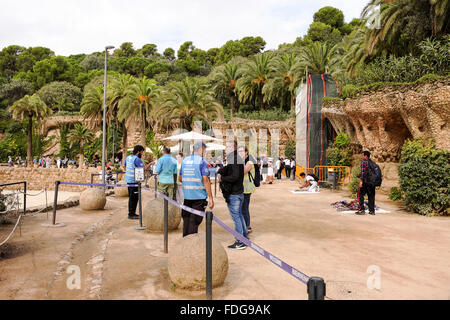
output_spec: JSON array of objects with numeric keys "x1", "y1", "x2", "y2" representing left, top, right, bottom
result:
[
  {"x1": 218, "y1": 140, "x2": 248, "y2": 250},
  {"x1": 356, "y1": 150, "x2": 376, "y2": 215}
]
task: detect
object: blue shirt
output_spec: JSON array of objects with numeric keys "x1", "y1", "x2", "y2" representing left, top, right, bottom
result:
[
  {"x1": 180, "y1": 154, "x2": 210, "y2": 200},
  {"x1": 155, "y1": 154, "x2": 177, "y2": 184},
  {"x1": 124, "y1": 155, "x2": 145, "y2": 183}
]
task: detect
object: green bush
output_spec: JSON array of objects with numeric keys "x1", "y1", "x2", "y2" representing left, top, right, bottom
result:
[
  {"x1": 341, "y1": 84, "x2": 360, "y2": 98},
  {"x1": 326, "y1": 131, "x2": 352, "y2": 166},
  {"x1": 398, "y1": 138, "x2": 450, "y2": 216},
  {"x1": 285, "y1": 140, "x2": 295, "y2": 159},
  {"x1": 389, "y1": 187, "x2": 403, "y2": 201},
  {"x1": 348, "y1": 165, "x2": 361, "y2": 198},
  {"x1": 322, "y1": 97, "x2": 341, "y2": 107}
]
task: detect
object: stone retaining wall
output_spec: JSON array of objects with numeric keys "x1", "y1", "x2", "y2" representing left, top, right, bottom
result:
[{"x1": 0, "y1": 167, "x2": 100, "y2": 192}]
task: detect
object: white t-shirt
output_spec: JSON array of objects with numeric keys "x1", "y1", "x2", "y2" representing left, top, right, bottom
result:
[
  {"x1": 306, "y1": 175, "x2": 316, "y2": 183},
  {"x1": 291, "y1": 160, "x2": 296, "y2": 167},
  {"x1": 285, "y1": 159, "x2": 290, "y2": 166}
]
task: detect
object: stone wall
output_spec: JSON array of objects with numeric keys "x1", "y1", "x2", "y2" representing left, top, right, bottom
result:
[
  {"x1": 0, "y1": 167, "x2": 101, "y2": 192},
  {"x1": 323, "y1": 78, "x2": 450, "y2": 162}
]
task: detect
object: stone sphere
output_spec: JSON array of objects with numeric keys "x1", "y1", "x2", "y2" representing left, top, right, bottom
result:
[
  {"x1": 114, "y1": 180, "x2": 129, "y2": 197},
  {"x1": 168, "y1": 233, "x2": 229, "y2": 290},
  {"x1": 80, "y1": 188, "x2": 106, "y2": 210},
  {"x1": 143, "y1": 196, "x2": 181, "y2": 232}
]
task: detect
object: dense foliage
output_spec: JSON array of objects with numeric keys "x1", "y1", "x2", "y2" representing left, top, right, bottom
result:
[
  {"x1": 0, "y1": 1, "x2": 448, "y2": 163},
  {"x1": 398, "y1": 139, "x2": 450, "y2": 216},
  {"x1": 326, "y1": 132, "x2": 352, "y2": 166}
]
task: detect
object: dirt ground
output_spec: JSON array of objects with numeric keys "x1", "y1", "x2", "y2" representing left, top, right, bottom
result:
[{"x1": 1, "y1": 179, "x2": 449, "y2": 300}]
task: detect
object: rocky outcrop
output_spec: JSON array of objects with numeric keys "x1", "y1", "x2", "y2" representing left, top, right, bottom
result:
[{"x1": 323, "y1": 78, "x2": 450, "y2": 162}]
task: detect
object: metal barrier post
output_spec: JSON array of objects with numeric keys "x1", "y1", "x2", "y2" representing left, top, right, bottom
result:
[
  {"x1": 90, "y1": 174, "x2": 94, "y2": 187},
  {"x1": 307, "y1": 277, "x2": 326, "y2": 300},
  {"x1": 214, "y1": 171, "x2": 217, "y2": 198},
  {"x1": 154, "y1": 175, "x2": 157, "y2": 199},
  {"x1": 206, "y1": 211, "x2": 213, "y2": 300},
  {"x1": 52, "y1": 181, "x2": 60, "y2": 225},
  {"x1": 133, "y1": 182, "x2": 146, "y2": 230},
  {"x1": 23, "y1": 181, "x2": 27, "y2": 215},
  {"x1": 164, "y1": 194, "x2": 168, "y2": 254}
]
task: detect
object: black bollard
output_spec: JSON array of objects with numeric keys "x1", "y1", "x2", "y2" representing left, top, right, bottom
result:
[
  {"x1": 52, "y1": 181, "x2": 60, "y2": 225},
  {"x1": 133, "y1": 182, "x2": 146, "y2": 230},
  {"x1": 23, "y1": 181, "x2": 27, "y2": 215},
  {"x1": 154, "y1": 175, "x2": 157, "y2": 199},
  {"x1": 164, "y1": 194, "x2": 168, "y2": 253},
  {"x1": 206, "y1": 211, "x2": 213, "y2": 300},
  {"x1": 214, "y1": 172, "x2": 217, "y2": 198},
  {"x1": 90, "y1": 174, "x2": 94, "y2": 187},
  {"x1": 307, "y1": 277, "x2": 326, "y2": 300}
]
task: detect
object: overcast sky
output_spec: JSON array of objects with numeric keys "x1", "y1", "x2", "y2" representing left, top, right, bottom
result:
[{"x1": 0, "y1": 0, "x2": 367, "y2": 56}]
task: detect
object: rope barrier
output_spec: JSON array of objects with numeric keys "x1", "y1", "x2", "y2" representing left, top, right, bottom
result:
[
  {"x1": 16, "y1": 189, "x2": 46, "y2": 197},
  {"x1": 141, "y1": 186, "x2": 310, "y2": 284},
  {"x1": 59, "y1": 182, "x2": 138, "y2": 188},
  {"x1": 0, "y1": 193, "x2": 22, "y2": 247}
]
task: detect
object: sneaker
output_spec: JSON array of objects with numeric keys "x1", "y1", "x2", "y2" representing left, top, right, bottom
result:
[
  {"x1": 228, "y1": 242, "x2": 247, "y2": 250},
  {"x1": 128, "y1": 214, "x2": 139, "y2": 220},
  {"x1": 368, "y1": 211, "x2": 376, "y2": 215},
  {"x1": 355, "y1": 210, "x2": 366, "y2": 215},
  {"x1": 247, "y1": 227, "x2": 253, "y2": 233}
]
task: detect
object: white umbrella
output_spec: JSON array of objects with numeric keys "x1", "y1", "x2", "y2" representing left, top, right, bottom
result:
[
  {"x1": 161, "y1": 131, "x2": 220, "y2": 142},
  {"x1": 206, "y1": 143, "x2": 226, "y2": 151},
  {"x1": 146, "y1": 146, "x2": 163, "y2": 154}
]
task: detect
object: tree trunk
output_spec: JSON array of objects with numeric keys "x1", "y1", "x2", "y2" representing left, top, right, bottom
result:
[
  {"x1": 230, "y1": 94, "x2": 235, "y2": 117},
  {"x1": 122, "y1": 122, "x2": 127, "y2": 161},
  {"x1": 290, "y1": 92, "x2": 295, "y2": 111},
  {"x1": 79, "y1": 144, "x2": 84, "y2": 166},
  {"x1": 259, "y1": 93, "x2": 264, "y2": 112},
  {"x1": 27, "y1": 114, "x2": 33, "y2": 165}
]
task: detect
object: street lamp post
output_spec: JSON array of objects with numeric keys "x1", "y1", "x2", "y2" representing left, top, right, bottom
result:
[{"x1": 102, "y1": 45, "x2": 114, "y2": 189}]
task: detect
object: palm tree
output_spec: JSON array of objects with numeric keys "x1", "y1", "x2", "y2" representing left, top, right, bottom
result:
[
  {"x1": 118, "y1": 77, "x2": 159, "y2": 145},
  {"x1": 210, "y1": 58, "x2": 242, "y2": 117},
  {"x1": 236, "y1": 52, "x2": 273, "y2": 111},
  {"x1": 80, "y1": 85, "x2": 104, "y2": 129},
  {"x1": 67, "y1": 123, "x2": 95, "y2": 165},
  {"x1": 151, "y1": 77, "x2": 223, "y2": 130},
  {"x1": 264, "y1": 53, "x2": 303, "y2": 111},
  {"x1": 9, "y1": 94, "x2": 52, "y2": 165},
  {"x1": 108, "y1": 74, "x2": 135, "y2": 160},
  {"x1": 340, "y1": 27, "x2": 367, "y2": 77},
  {"x1": 362, "y1": 0, "x2": 449, "y2": 56},
  {"x1": 298, "y1": 41, "x2": 341, "y2": 75}
]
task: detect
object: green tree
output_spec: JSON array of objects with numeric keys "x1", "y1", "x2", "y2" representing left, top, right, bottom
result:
[
  {"x1": 8, "y1": 94, "x2": 52, "y2": 164},
  {"x1": 151, "y1": 77, "x2": 223, "y2": 130},
  {"x1": 118, "y1": 77, "x2": 159, "y2": 145},
  {"x1": 313, "y1": 6, "x2": 345, "y2": 29},
  {"x1": 114, "y1": 42, "x2": 137, "y2": 58},
  {"x1": 163, "y1": 48, "x2": 176, "y2": 61},
  {"x1": 139, "y1": 44, "x2": 158, "y2": 58},
  {"x1": 0, "y1": 45, "x2": 26, "y2": 79},
  {"x1": 108, "y1": 74, "x2": 136, "y2": 159},
  {"x1": 239, "y1": 36, "x2": 266, "y2": 56},
  {"x1": 144, "y1": 61, "x2": 171, "y2": 78},
  {"x1": 80, "y1": 85, "x2": 104, "y2": 129},
  {"x1": 210, "y1": 59, "x2": 242, "y2": 116},
  {"x1": 236, "y1": 52, "x2": 273, "y2": 111},
  {"x1": 0, "y1": 79, "x2": 33, "y2": 109},
  {"x1": 299, "y1": 42, "x2": 340, "y2": 75},
  {"x1": 216, "y1": 40, "x2": 245, "y2": 65},
  {"x1": 264, "y1": 53, "x2": 303, "y2": 111},
  {"x1": 80, "y1": 54, "x2": 104, "y2": 71},
  {"x1": 37, "y1": 81, "x2": 83, "y2": 112},
  {"x1": 67, "y1": 123, "x2": 94, "y2": 164}
]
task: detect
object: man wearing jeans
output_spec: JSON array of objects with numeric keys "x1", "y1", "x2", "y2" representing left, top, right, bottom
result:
[{"x1": 218, "y1": 140, "x2": 247, "y2": 250}]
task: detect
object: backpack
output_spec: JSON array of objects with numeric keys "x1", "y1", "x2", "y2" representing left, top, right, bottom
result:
[
  {"x1": 247, "y1": 156, "x2": 260, "y2": 187},
  {"x1": 367, "y1": 160, "x2": 382, "y2": 187},
  {"x1": 309, "y1": 174, "x2": 320, "y2": 182}
]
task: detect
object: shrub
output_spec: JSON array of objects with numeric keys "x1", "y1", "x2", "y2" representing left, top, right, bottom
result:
[
  {"x1": 285, "y1": 140, "x2": 295, "y2": 159},
  {"x1": 326, "y1": 131, "x2": 352, "y2": 166},
  {"x1": 348, "y1": 165, "x2": 361, "y2": 198},
  {"x1": 389, "y1": 187, "x2": 403, "y2": 201},
  {"x1": 341, "y1": 84, "x2": 360, "y2": 98},
  {"x1": 322, "y1": 97, "x2": 341, "y2": 107},
  {"x1": 398, "y1": 138, "x2": 449, "y2": 216}
]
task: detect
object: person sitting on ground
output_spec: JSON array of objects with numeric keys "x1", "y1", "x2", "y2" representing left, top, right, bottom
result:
[{"x1": 298, "y1": 172, "x2": 319, "y2": 192}]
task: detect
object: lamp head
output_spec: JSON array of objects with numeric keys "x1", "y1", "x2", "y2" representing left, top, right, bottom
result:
[{"x1": 105, "y1": 46, "x2": 115, "y2": 51}]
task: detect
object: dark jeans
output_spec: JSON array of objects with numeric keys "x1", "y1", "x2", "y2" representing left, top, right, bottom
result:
[
  {"x1": 182, "y1": 199, "x2": 207, "y2": 237},
  {"x1": 358, "y1": 182, "x2": 376, "y2": 212},
  {"x1": 242, "y1": 193, "x2": 252, "y2": 229},
  {"x1": 128, "y1": 183, "x2": 139, "y2": 215},
  {"x1": 285, "y1": 166, "x2": 291, "y2": 178}
]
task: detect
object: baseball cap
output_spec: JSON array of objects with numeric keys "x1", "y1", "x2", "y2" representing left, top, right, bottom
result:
[{"x1": 193, "y1": 141, "x2": 207, "y2": 151}]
